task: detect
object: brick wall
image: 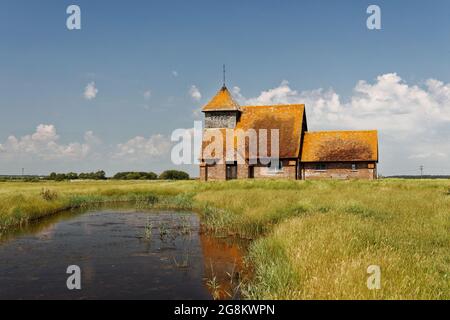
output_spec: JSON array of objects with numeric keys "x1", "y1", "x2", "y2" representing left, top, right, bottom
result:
[
  {"x1": 302, "y1": 162, "x2": 377, "y2": 180},
  {"x1": 248, "y1": 160, "x2": 297, "y2": 179},
  {"x1": 252, "y1": 164, "x2": 296, "y2": 179},
  {"x1": 201, "y1": 161, "x2": 377, "y2": 180},
  {"x1": 200, "y1": 166, "x2": 207, "y2": 181},
  {"x1": 237, "y1": 164, "x2": 249, "y2": 179},
  {"x1": 201, "y1": 160, "x2": 299, "y2": 181},
  {"x1": 202, "y1": 163, "x2": 227, "y2": 180}
]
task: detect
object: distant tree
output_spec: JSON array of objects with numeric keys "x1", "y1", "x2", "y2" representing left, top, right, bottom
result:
[
  {"x1": 55, "y1": 173, "x2": 67, "y2": 181},
  {"x1": 113, "y1": 171, "x2": 158, "y2": 180},
  {"x1": 126, "y1": 172, "x2": 141, "y2": 180},
  {"x1": 145, "y1": 172, "x2": 158, "y2": 180},
  {"x1": 46, "y1": 171, "x2": 108, "y2": 180},
  {"x1": 112, "y1": 172, "x2": 126, "y2": 180},
  {"x1": 78, "y1": 172, "x2": 88, "y2": 180},
  {"x1": 159, "y1": 170, "x2": 190, "y2": 180},
  {"x1": 66, "y1": 172, "x2": 78, "y2": 180},
  {"x1": 48, "y1": 172, "x2": 81, "y2": 181},
  {"x1": 95, "y1": 170, "x2": 106, "y2": 180}
]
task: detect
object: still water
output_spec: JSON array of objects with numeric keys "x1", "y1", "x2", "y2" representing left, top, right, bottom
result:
[{"x1": 0, "y1": 208, "x2": 247, "y2": 300}]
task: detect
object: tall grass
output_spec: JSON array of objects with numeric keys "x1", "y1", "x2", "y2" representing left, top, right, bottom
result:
[{"x1": 0, "y1": 179, "x2": 449, "y2": 299}]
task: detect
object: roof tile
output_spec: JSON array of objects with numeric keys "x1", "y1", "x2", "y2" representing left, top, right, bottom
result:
[
  {"x1": 201, "y1": 104, "x2": 305, "y2": 160},
  {"x1": 301, "y1": 130, "x2": 378, "y2": 162},
  {"x1": 202, "y1": 86, "x2": 240, "y2": 111}
]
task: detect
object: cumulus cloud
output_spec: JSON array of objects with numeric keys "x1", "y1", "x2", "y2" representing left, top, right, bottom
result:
[
  {"x1": 239, "y1": 74, "x2": 450, "y2": 131},
  {"x1": 114, "y1": 134, "x2": 171, "y2": 161},
  {"x1": 84, "y1": 82, "x2": 98, "y2": 100},
  {"x1": 0, "y1": 125, "x2": 172, "y2": 171},
  {"x1": 84, "y1": 130, "x2": 101, "y2": 145},
  {"x1": 0, "y1": 124, "x2": 98, "y2": 161},
  {"x1": 231, "y1": 86, "x2": 246, "y2": 104},
  {"x1": 237, "y1": 73, "x2": 450, "y2": 174},
  {"x1": 189, "y1": 85, "x2": 202, "y2": 101}
]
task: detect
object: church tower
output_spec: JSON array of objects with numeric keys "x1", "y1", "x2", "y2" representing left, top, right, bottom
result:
[{"x1": 202, "y1": 85, "x2": 241, "y2": 128}]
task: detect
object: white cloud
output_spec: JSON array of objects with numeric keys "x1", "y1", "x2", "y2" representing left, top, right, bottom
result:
[
  {"x1": 231, "y1": 86, "x2": 245, "y2": 103},
  {"x1": 237, "y1": 74, "x2": 450, "y2": 175},
  {"x1": 31, "y1": 124, "x2": 59, "y2": 142},
  {"x1": 84, "y1": 82, "x2": 98, "y2": 100},
  {"x1": 143, "y1": 90, "x2": 152, "y2": 100},
  {"x1": 113, "y1": 134, "x2": 171, "y2": 161},
  {"x1": 244, "y1": 80, "x2": 300, "y2": 105},
  {"x1": 189, "y1": 85, "x2": 202, "y2": 101},
  {"x1": 408, "y1": 152, "x2": 447, "y2": 159},
  {"x1": 239, "y1": 74, "x2": 450, "y2": 131},
  {"x1": 172, "y1": 71, "x2": 179, "y2": 77},
  {"x1": 0, "y1": 125, "x2": 172, "y2": 171},
  {"x1": 84, "y1": 130, "x2": 101, "y2": 145},
  {"x1": 0, "y1": 124, "x2": 98, "y2": 161}
]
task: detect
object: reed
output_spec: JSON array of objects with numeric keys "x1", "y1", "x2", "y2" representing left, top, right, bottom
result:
[{"x1": 0, "y1": 179, "x2": 448, "y2": 299}]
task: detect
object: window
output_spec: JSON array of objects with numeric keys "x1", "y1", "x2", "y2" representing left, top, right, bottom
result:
[
  {"x1": 351, "y1": 163, "x2": 357, "y2": 171},
  {"x1": 315, "y1": 163, "x2": 326, "y2": 171},
  {"x1": 226, "y1": 164, "x2": 237, "y2": 180}
]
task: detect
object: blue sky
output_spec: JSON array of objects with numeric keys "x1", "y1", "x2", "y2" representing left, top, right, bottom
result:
[{"x1": 1, "y1": 0, "x2": 450, "y2": 176}]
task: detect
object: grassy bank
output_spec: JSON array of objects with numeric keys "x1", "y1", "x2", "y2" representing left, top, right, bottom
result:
[{"x1": 0, "y1": 179, "x2": 449, "y2": 299}]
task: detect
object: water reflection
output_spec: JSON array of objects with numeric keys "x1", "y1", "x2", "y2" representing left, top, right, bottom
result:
[
  {"x1": 200, "y1": 234, "x2": 248, "y2": 299},
  {"x1": 0, "y1": 208, "x2": 247, "y2": 300}
]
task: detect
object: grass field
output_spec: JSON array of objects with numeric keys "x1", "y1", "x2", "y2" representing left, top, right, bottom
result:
[{"x1": 0, "y1": 179, "x2": 449, "y2": 299}]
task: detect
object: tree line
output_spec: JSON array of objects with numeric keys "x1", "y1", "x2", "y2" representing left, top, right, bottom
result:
[
  {"x1": 385, "y1": 175, "x2": 450, "y2": 180},
  {"x1": 46, "y1": 170, "x2": 190, "y2": 181},
  {"x1": 48, "y1": 171, "x2": 106, "y2": 181}
]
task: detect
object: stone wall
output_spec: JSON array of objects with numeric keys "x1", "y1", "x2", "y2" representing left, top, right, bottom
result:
[
  {"x1": 204, "y1": 112, "x2": 238, "y2": 129},
  {"x1": 302, "y1": 162, "x2": 377, "y2": 180}
]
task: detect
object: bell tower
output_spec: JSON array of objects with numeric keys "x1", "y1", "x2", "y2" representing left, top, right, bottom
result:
[
  {"x1": 202, "y1": 85, "x2": 241, "y2": 128},
  {"x1": 202, "y1": 66, "x2": 241, "y2": 128}
]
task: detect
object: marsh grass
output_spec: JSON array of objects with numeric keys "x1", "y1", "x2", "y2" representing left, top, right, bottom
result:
[
  {"x1": 144, "y1": 218, "x2": 153, "y2": 240},
  {"x1": 40, "y1": 188, "x2": 58, "y2": 201},
  {"x1": 0, "y1": 179, "x2": 449, "y2": 299},
  {"x1": 173, "y1": 250, "x2": 190, "y2": 269}
]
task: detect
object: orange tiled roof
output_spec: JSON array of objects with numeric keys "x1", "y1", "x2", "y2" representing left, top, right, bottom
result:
[
  {"x1": 301, "y1": 130, "x2": 378, "y2": 162},
  {"x1": 201, "y1": 104, "x2": 306, "y2": 160},
  {"x1": 202, "y1": 86, "x2": 240, "y2": 112}
]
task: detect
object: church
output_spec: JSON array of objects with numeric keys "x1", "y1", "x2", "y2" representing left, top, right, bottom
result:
[{"x1": 200, "y1": 85, "x2": 378, "y2": 181}]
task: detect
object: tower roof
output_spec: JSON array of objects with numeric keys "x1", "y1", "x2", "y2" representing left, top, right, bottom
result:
[{"x1": 202, "y1": 86, "x2": 240, "y2": 112}]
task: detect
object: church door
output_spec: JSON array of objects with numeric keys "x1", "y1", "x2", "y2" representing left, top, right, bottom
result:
[{"x1": 226, "y1": 164, "x2": 237, "y2": 180}]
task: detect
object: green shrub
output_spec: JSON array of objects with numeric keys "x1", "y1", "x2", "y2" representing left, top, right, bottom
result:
[
  {"x1": 48, "y1": 171, "x2": 106, "y2": 180},
  {"x1": 113, "y1": 171, "x2": 158, "y2": 180},
  {"x1": 159, "y1": 170, "x2": 190, "y2": 180}
]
